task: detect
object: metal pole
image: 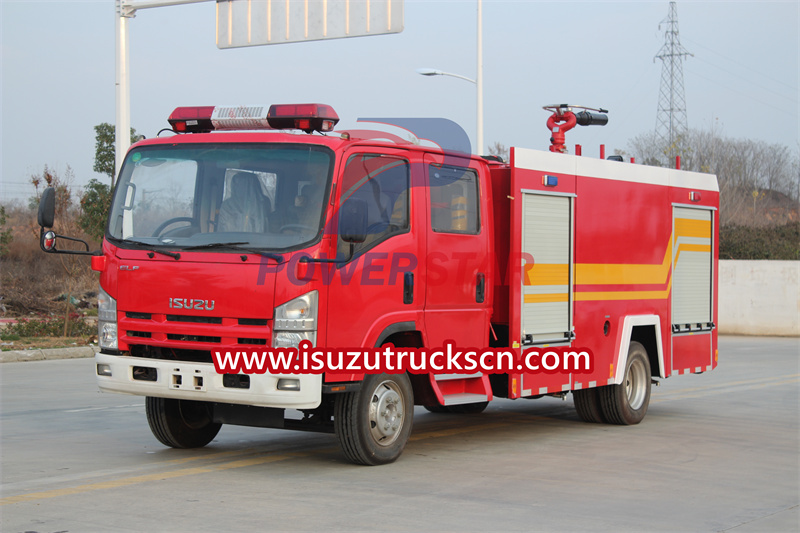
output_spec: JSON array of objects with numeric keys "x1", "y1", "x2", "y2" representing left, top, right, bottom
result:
[
  {"x1": 476, "y1": 0, "x2": 483, "y2": 155},
  {"x1": 114, "y1": 0, "x2": 213, "y2": 182},
  {"x1": 115, "y1": 0, "x2": 131, "y2": 184}
]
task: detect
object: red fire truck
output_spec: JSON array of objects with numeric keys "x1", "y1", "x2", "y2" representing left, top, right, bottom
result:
[{"x1": 37, "y1": 103, "x2": 718, "y2": 465}]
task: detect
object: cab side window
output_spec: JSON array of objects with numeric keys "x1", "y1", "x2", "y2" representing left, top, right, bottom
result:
[
  {"x1": 429, "y1": 165, "x2": 480, "y2": 234},
  {"x1": 338, "y1": 154, "x2": 410, "y2": 257}
]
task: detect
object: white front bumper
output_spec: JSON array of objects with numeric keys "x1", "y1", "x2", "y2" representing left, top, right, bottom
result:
[{"x1": 95, "y1": 353, "x2": 321, "y2": 409}]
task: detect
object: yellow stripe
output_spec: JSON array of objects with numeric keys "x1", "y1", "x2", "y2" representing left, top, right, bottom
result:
[
  {"x1": 0, "y1": 452, "x2": 307, "y2": 506},
  {"x1": 2, "y1": 419, "x2": 524, "y2": 507},
  {"x1": 676, "y1": 243, "x2": 710, "y2": 256},
  {"x1": 523, "y1": 224, "x2": 712, "y2": 302},
  {"x1": 575, "y1": 243, "x2": 710, "y2": 301},
  {"x1": 675, "y1": 218, "x2": 711, "y2": 239},
  {"x1": 523, "y1": 293, "x2": 569, "y2": 303},
  {"x1": 574, "y1": 286, "x2": 671, "y2": 301},
  {"x1": 524, "y1": 264, "x2": 569, "y2": 286},
  {"x1": 574, "y1": 238, "x2": 673, "y2": 286}
]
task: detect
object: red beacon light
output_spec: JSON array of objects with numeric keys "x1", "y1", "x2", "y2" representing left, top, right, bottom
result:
[
  {"x1": 168, "y1": 106, "x2": 215, "y2": 133},
  {"x1": 267, "y1": 104, "x2": 339, "y2": 133},
  {"x1": 167, "y1": 104, "x2": 339, "y2": 134}
]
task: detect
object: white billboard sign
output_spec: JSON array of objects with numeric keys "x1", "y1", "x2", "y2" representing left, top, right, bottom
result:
[{"x1": 216, "y1": 0, "x2": 404, "y2": 49}]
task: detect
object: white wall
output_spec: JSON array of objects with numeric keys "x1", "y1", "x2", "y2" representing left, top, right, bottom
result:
[{"x1": 718, "y1": 260, "x2": 800, "y2": 336}]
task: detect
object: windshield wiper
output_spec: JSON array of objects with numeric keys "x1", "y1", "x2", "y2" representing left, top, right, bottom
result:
[
  {"x1": 183, "y1": 242, "x2": 284, "y2": 263},
  {"x1": 182, "y1": 241, "x2": 249, "y2": 250},
  {"x1": 120, "y1": 238, "x2": 181, "y2": 260}
]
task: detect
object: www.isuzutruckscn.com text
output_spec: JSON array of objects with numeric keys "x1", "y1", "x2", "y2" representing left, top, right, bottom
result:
[{"x1": 213, "y1": 340, "x2": 593, "y2": 375}]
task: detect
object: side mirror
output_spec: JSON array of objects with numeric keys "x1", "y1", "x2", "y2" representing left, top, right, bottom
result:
[
  {"x1": 339, "y1": 198, "x2": 368, "y2": 244},
  {"x1": 38, "y1": 187, "x2": 56, "y2": 228},
  {"x1": 36, "y1": 186, "x2": 97, "y2": 257}
]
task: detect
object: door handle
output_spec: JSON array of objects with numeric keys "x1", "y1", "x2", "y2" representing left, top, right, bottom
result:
[
  {"x1": 476, "y1": 272, "x2": 485, "y2": 303},
  {"x1": 403, "y1": 272, "x2": 414, "y2": 304}
]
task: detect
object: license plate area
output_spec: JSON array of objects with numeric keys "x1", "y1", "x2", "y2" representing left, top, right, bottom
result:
[{"x1": 170, "y1": 367, "x2": 206, "y2": 391}]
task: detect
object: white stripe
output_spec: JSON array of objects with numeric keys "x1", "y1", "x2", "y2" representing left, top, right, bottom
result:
[{"x1": 513, "y1": 147, "x2": 719, "y2": 192}]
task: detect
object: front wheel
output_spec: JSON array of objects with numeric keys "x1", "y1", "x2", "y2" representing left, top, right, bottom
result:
[
  {"x1": 145, "y1": 397, "x2": 221, "y2": 448},
  {"x1": 599, "y1": 341, "x2": 652, "y2": 425},
  {"x1": 334, "y1": 373, "x2": 414, "y2": 465}
]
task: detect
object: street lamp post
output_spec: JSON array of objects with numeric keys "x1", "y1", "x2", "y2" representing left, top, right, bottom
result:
[
  {"x1": 417, "y1": 68, "x2": 484, "y2": 155},
  {"x1": 415, "y1": 0, "x2": 484, "y2": 154}
]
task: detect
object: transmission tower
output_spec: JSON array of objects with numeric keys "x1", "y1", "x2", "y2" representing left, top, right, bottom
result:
[{"x1": 654, "y1": 1, "x2": 693, "y2": 164}]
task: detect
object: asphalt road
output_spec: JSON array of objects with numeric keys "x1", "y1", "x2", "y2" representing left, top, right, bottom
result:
[{"x1": 1, "y1": 336, "x2": 798, "y2": 532}]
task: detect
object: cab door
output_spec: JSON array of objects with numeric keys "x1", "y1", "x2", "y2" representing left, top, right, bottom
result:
[
  {"x1": 325, "y1": 149, "x2": 425, "y2": 349},
  {"x1": 423, "y1": 154, "x2": 492, "y2": 348}
]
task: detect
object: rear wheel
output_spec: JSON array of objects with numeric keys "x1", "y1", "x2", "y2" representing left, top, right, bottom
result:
[
  {"x1": 335, "y1": 373, "x2": 414, "y2": 465},
  {"x1": 599, "y1": 341, "x2": 651, "y2": 425},
  {"x1": 145, "y1": 397, "x2": 221, "y2": 448},
  {"x1": 573, "y1": 387, "x2": 606, "y2": 423}
]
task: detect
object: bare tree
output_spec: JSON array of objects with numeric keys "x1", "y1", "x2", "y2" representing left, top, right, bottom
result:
[
  {"x1": 487, "y1": 142, "x2": 509, "y2": 162},
  {"x1": 29, "y1": 166, "x2": 90, "y2": 336},
  {"x1": 628, "y1": 129, "x2": 799, "y2": 226}
]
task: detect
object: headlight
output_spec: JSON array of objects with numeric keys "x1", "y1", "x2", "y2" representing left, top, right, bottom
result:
[
  {"x1": 98, "y1": 287, "x2": 118, "y2": 350},
  {"x1": 273, "y1": 291, "x2": 318, "y2": 348},
  {"x1": 273, "y1": 331, "x2": 315, "y2": 349},
  {"x1": 274, "y1": 290, "x2": 317, "y2": 331}
]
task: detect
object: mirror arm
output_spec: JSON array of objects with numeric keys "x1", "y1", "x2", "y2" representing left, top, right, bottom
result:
[
  {"x1": 40, "y1": 227, "x2": 100, "y2": 256},
  {"x1": 299, "y1": 243, "x2": 356, "y2": 265}
]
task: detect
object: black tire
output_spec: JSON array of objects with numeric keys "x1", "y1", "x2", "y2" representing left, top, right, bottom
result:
[
  {"x1": 145, "y1": 397, "x2": 221, "y2": 448},
  {"x1": 334, "y1": 373, "x2": 414, "y2": 465},
  {"x1": 599, "y1": 341, "x2": 652, "y2": 425},
  {"x1": 573, "y1": 387, "x2": 606, "y2": 423}
]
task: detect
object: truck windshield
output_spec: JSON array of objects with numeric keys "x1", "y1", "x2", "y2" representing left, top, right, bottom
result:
[{"x1": 107, "y1": 143, "x2": 333, "y2": 251}]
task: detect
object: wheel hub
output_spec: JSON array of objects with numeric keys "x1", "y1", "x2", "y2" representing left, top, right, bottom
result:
[
  {"x1": 369, "y1": 381, "x2": 405, "y2": 446},
  {"x1": 625, "y1": 358, "x2": 648, "y2": 410}
]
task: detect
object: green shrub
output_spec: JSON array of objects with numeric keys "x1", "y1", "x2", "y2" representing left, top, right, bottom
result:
[
  {"x1": 719, "y1": 222, "x2": 799, "y2": 260},
  {"x1": 6, "y1": 316, "x2": 96, "y2": 338}
]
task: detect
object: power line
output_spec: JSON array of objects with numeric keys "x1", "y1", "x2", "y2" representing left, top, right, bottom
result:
[
  {"x1": 690, "y1": 56, "x2": 797, "y2": 105},
  {"x1": 683, "y1": 36, "x2": 798, "y2": 93},
  {"x1": 685, "y1": 66, "x2": 800, "y2": 119}
]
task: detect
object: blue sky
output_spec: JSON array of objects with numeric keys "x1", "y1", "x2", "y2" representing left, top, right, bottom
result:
[{"x1": 1, "y1": 0, "x2": 798, "y2": 201}]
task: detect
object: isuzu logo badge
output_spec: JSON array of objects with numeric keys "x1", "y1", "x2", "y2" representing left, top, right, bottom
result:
[{"x1": 169, "y1": 298, "x2": 215, "y2": 311}]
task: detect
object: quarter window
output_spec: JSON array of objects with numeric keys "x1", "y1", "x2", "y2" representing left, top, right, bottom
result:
[{"x1": 429, "y1": 165, "x2": 480, "y2": 234}]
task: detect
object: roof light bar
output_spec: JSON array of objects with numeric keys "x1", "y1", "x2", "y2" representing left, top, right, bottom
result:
[
  {"x1": 168, "y1": 106, "x2": 215, "y2": 133},
  {"x1": 167, "y1": 104, "x2": 339, "y2": 134},
  {"x1": 267, "y1": 104, "x2": 339, "y2": 133}
]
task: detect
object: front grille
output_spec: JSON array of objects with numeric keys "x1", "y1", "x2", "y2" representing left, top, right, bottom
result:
[
  {"x1": 131, "y1": 345, "x2": 213, "y2": 363},
  {"x1": 167, "y1": 315, "x2": 223, "y2": 324},
  {"x1": 120, "y1": 311, "x2": 271, "y2": 357},
  {"x1": 239, "y1": 318, "x2": 268, "y2": 326},
  {"x1": 238, "y1": 338, "x2": 267, "y2": 345},
  {"x1": 167, "y1": 333, "x2": 222, "y2": 343}
]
